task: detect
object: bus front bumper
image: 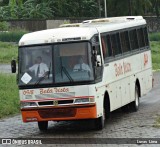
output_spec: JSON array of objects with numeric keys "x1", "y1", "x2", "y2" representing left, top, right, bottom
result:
[{"x1": 21, "y1": 104, "x2": 97, "y2": 122}]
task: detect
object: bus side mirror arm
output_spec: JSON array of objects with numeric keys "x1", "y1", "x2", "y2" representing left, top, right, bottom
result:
[{"x1": 11, "y1": 59, "x2": 16, "y2": 73}]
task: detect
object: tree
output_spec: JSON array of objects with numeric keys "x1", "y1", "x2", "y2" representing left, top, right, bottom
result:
[
  {"x1": 50, "y1": 0, "x2": 98, "y2": 17},
  {"x1": 0, "y1": 0, "x2": 159, "y2": 20},
  {"x1": 131, "y1": 0, "x2": 152, "y2": 15},
  {"x1": 105, "y1": 0, "x2": 153, "y2": 17},
  {"x1": 0, "y1": 0, "x2": 53, "y2": 19},
  {"x1": 151, "y1": 0, "x2": 160, "y2": 17},
  {"x1": 21, "y1": 0, "x2": 53, "y2": 19}
]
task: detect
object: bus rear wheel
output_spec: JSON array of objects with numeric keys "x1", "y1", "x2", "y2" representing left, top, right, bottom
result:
[
  {"x1": 130, "y1": 86, "x2": 139, "y2": 112},
  {"x1": 38, "y1": 121, "x2": 48, "y2": 131}
]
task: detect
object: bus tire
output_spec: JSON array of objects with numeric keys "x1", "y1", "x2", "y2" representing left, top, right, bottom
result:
[
  {"x1": 130, "y1": 86, "x2": 139, "y2": 112},
  {"x1": 38, "y1": 121, "x2": 48, "y2": 131},
  {"x1": 104, "y1": 93, "x2": 111, "y2": 119},
  {"x1": 94, "y1": 115, "x2": 105, "y2": 130}
]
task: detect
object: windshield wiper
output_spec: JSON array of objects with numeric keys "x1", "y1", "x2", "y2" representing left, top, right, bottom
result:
[
  {"x1": 61, "y1": 66, "x2": 74, "y2": 82},
  {"x1": 59, "y1": 57, "x2": 73, "y2": 82}
]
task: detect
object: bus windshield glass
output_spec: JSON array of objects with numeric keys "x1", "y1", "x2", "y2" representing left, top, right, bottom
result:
[{"x1": 18, "y1": 42, "x2": 94, "y2": 86}]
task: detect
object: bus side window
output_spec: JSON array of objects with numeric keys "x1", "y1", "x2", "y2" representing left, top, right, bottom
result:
[
  {"x1": 143, "y1": 27, "x2": 149, "y2": 47},
  {"x1": 137, "y1": 28, "x2": 145, "y2": 49},
  {"x1": 111, "y1": 33, "x2": 122, "y2": 56},
  {"x1": 120, "y1": 31, "x2": 130, "y2": 53},
  {"x1": 106, "y1": 35, "x2": 112, "y2": 57},
  {"x1": 110, "y1": 33, "x2": 122, "y2": 56},
  {"x1": 101, "y1": 36, "x2": 107, "y2": 59},
  {"x1": 129, "y1": 29, "x2": 139, "y2": 51}
]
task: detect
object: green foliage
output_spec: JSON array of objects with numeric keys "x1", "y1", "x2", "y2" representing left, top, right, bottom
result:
[
  {"x1": 0, "y1": 0, "x2": 53, "y2": 19},
  {"x1": 0, "y1": 0, "x2": 159, "y2": 19},
  {"x1": 21, "y1": 0, "x2": 53, "y2": 19},
  {"x1": 0, "y1": 29, "x2": 27, "y2": 42},
  {"x1": 151, "y1": 41, "x2": 160, "y2": 70},
  {"x1": 0, "y1": 73, "x2": 19, "y2": 119},
  {"x1": 0, "y1": 21, "x2": 9, "y2": 31},
  {"x1": 51, "y1": 0, "x2": 99, "y2": 17},
  {"x1": 149, "y1": 32, "x2": 160, "y2": 41},
  {"x1": 0, "y1": 41, "x2": 18, "y2": 63},
  {"x1": 105, "y1": 0, "x2": 152, "y2": 17}
]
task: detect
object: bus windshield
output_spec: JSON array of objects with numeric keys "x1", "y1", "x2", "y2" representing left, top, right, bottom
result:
[{"x1": 18, "y1": 42, "x2": 94, "y2": 86}]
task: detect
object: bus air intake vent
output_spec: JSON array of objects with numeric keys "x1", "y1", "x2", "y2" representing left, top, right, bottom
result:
[{"x1": 38, "y1": 108, "x2": 76, "y2": 118}]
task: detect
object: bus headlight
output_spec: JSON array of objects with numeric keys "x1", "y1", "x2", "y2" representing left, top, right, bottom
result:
[
  {"x1": 21, "y1": 102, "x2": 37, "y2": 108},
  {"x1": 74, "y1": 98, "x2": 89, "y2": 104}
]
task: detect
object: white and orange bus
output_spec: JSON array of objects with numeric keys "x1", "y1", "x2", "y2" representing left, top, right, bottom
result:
[{"x1": 12, "y1": 16, "x2": 153, "y2": 131}]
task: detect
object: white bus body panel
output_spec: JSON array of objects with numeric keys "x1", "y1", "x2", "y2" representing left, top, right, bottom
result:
[
  {"x1": 96, "y1": 50, "x2": 152, "y2": 112},
  {"x1": 19, "y1": 16, "x2": 153, "y2": 119}
]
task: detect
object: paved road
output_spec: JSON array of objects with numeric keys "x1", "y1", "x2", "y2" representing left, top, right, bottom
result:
[
  {"x1": 0, "y1": 72, "x2": 160, "y2": 146},
  {"x1": 0, "y1": 64, "x2": 11, "y2": 73}
]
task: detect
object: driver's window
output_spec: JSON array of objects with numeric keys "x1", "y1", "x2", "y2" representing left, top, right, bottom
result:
[
  {"x1": 19, "y1": 46, "x2": 52, "y2": 85},
  {"x1": 91, "y1": 35, "x2": 103, "y2": 80}
]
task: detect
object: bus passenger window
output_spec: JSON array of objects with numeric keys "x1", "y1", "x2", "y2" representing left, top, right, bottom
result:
[
  {"x1": 129, "y1": 29, "x2": 139, "y2": 50},
  {"x1": 115, "y1": 33, "x2": 121, "y2": 55},
  {"x1": 101, "y1": 36, "x2": 107, "y2": 58},
  {"x1": 120, "y1": 31, "x2": 130, "y2": 53},
  {"x1": 106, "y1": 35, "x2": 112, "y2": 57},
  {"x1": 137, "y1": 28, "x2": 145, "y2": 48},
  {"x1": 110, "y1": 33, "x2": 122, "y2": 56},
  {"x1": 143, "y1": 27, "x2": 149, "y2": 46}
]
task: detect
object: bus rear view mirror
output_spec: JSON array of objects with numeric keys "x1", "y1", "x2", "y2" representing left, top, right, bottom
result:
[{"x1": 11, "y1": 59, "x2": 16, "y2": 73}]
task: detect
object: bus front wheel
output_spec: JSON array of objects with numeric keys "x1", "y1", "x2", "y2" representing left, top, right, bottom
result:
[
  {"x1": 38, "y1": 121, "x2": 48, "y2": 131},
  {"x1": 94, "y1": 115, "x2": 105, "y2": 130}
]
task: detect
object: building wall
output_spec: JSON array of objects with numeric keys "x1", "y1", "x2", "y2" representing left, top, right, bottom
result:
[{"x1": 7, "y1": 17, "x2": 160, "y2": 32}]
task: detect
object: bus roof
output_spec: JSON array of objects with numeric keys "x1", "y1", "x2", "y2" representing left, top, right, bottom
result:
[
  {"x1": 19, "y1": 27, "x2": 98, "y2": 46},
  {"x1": 19, "y1": 16, "x2": 146, "y2": 46},
  {"x1": 82, "y1": 16, "x2": 146, "y2": 32}
]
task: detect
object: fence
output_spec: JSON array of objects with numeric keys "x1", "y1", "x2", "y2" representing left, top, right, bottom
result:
[{"x1": 7, "y1": 20, "x2": 46, "y2": 31}]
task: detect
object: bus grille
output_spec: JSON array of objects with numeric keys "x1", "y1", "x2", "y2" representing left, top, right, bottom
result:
[
  {"x1": 38, "y1": 108, "x2": 76, "y2": 118},
  {"x1": 38, "y1": 100, "x2": 74, "y2": 106}
]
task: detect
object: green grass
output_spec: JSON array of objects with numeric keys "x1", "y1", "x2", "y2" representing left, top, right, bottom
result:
[
  {"x1": 149, "y1": 32, "x2": 160, "y2": 41},
  {"x1": 0, "y1": 73, "x2": 19, "y2": 119},
  {"x1": 151, "y1": 41, "x2": 160, "y2": 70},
  {"x1": 0, "y1": 41, "x2": 18, "y2": 63}
]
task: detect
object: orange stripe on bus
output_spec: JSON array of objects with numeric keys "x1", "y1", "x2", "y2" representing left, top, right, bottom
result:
[{"x1": 21, "y1": 104, "x2": 97, "y2": 122}]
